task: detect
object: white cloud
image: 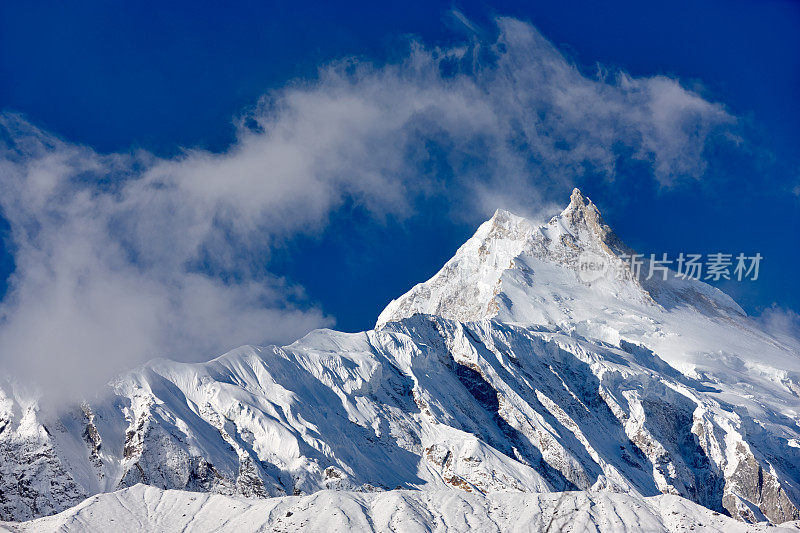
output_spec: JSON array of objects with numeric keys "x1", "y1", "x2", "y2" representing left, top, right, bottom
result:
[
  {"x1": 0, "y1": 17, "x2": 737, "y2": 395},
  {"x1": 0, "y1": 121, "x2": 331, "y2": 394},
  {"x1": 755, "y1": 305, "x2": 800, "y2": 342}
]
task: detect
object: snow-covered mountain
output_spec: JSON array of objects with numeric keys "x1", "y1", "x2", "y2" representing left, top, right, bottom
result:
[
  {"x1": 2, "y1": 189, "x2": 799, "y2": 529},
  {"x1": 7, "y1": 484, "x2": 800, "y2": 533}
]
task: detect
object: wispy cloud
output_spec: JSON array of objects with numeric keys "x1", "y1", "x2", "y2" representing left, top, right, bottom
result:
[
  {"x1": 756, "y1": 305, "x2": 800, "y2": 342},
  {"x1": 0, "y1": 17, "x2": 738, "y2": 394}
]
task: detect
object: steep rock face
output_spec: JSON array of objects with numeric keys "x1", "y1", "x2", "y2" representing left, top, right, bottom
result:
[
  {"x1": 1, "y1": 190, "x2": 798, "y2": 524},
  {"x1": 0, "y1": 388, "x2": 87, "y2": 521}
]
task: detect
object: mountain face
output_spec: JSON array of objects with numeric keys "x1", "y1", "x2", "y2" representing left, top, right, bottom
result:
[{"x1": 1, "y1": 189, "x2": 799, "y2": 526}]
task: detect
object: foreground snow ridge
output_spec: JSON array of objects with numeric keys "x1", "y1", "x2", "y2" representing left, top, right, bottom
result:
[
  {"x1": 1, "y1": 189, "x2": 799, "y2": 529},
  {"x1": 4, "y1": 484, "x2": 799, "y2": 533}
]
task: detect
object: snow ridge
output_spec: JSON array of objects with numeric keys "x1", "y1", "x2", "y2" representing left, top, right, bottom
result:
[{"x1": 6, "y1": 484, "x2": 799, "y2": 533}]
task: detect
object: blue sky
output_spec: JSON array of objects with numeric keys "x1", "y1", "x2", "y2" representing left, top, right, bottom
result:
[{"x1": 0, "y1": 1, "x2": 799, "y2": 375}]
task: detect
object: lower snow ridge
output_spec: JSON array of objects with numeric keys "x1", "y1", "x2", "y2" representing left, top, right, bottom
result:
[{"x1": 3, "y1": 484, "x2": 798, "y2": 533}]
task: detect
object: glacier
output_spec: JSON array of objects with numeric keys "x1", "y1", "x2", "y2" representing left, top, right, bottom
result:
[{"x1": 1, "y1": 189, "x2": 799, "y2": 530}]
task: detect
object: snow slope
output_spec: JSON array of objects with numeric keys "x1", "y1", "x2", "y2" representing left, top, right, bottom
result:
[
  {"x1": 1, "y1": 189, "x2": 799, "y2": 527},
  {"x1": 3, "y1": 484, "x2": 799, "y2": 533}
]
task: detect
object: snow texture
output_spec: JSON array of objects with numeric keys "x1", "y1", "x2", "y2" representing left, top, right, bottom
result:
[{"x1": 3, "y1": 484, "x2": 800, "y2": 533}]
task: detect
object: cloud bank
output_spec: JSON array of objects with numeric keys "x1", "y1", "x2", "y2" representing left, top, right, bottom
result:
[{"x1": 0, "y1": 17, "x2": 737, "y2": 394}]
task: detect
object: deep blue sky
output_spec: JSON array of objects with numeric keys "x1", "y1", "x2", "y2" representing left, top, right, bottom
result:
[{"x1": 2, "y1": 0, "x2": 799, "y2": 333}]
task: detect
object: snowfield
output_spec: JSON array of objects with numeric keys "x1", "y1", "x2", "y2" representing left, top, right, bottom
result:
[
  {"x1": 1, "y1": 189, "x2": 799, "y2": 530},
  {"x1": 3, "y1": 484, "x2": 799, "y2": 533}
]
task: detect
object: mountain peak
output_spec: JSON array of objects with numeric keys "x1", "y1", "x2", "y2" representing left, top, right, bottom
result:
[
  {"x1": 566, "y1": 187, "x2": 592, "y2": 211},
  {"x1": 552, "y1": 187, "x2": 630, "y2": 257},
  {"x1": 558, "y1": 187, "x2": 601, "y2": 226},
  {"x1": 376, "y1": 188, "x2": 629, "y2": 328},
  {"x1": 376, "y1": 188, "x2": 742, "y2": 328},
  {"x1": 490, "y1": 207, "x2": 515, "y2": 220}
]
